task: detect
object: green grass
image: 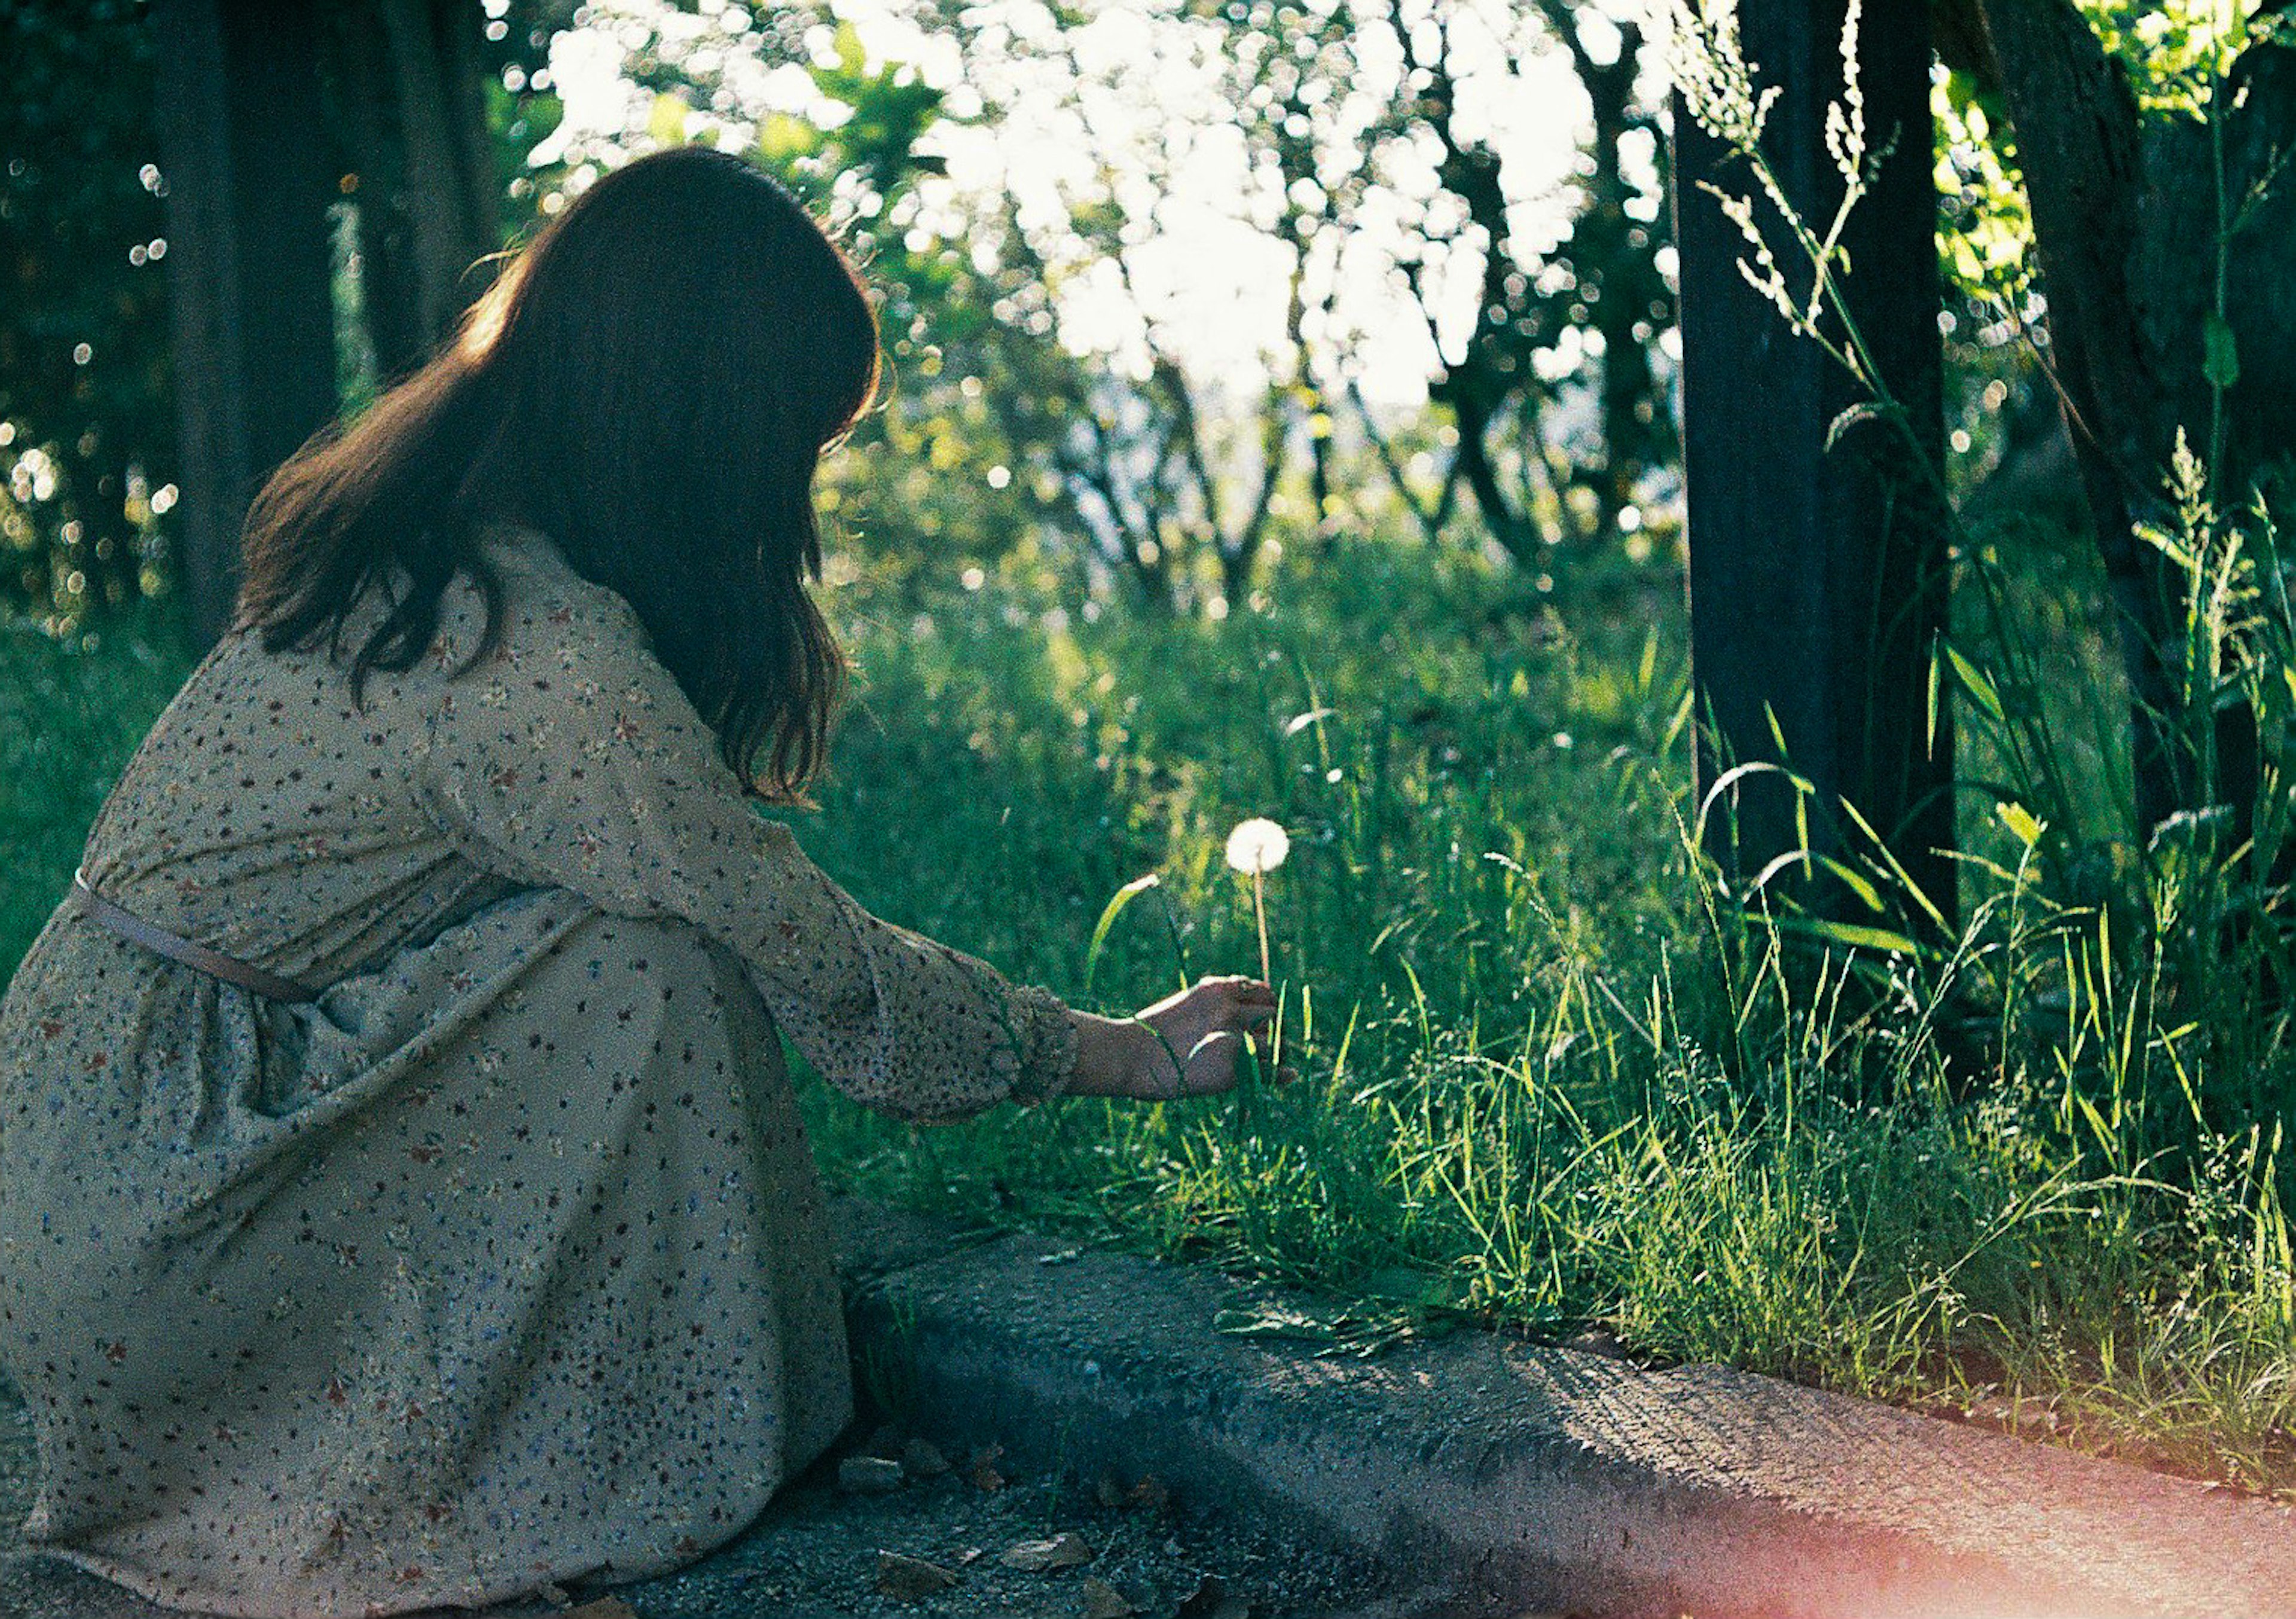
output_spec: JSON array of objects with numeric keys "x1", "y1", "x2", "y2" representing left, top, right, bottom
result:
[
  {"x1": 5, "y1": 536, "x2": 2291, "y2": 1502},
  {"x1": 792, "y1": 530, "x2": 2296, "y2": 1501},
  {"x1": 0, "y1": 609, "x2": 194, "y2": 970}
]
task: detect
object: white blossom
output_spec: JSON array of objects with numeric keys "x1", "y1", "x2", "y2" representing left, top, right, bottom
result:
[{"x1": 1225, "y1": 817, "x2": 1290, "y2": 875}]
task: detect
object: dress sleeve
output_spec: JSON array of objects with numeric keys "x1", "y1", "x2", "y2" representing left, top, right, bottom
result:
[{"x1": 411, "y1": 570, "x2": 1078, "y2": 1122}]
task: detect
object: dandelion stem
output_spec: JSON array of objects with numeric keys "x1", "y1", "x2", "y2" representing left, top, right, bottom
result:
[
  {"x1": 1253, "y1": 867, "x2": 1271, "y2": 986},
  {"x1": 1252, "y1": 867, "x2": 1284, "y2": 1073}
]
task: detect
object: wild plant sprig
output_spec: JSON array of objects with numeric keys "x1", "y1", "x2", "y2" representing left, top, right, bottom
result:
[{"x1": 1663, "y1": 0, "x2": 1894, "y2": 394}]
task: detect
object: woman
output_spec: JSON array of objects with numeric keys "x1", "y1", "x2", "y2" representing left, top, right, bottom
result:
[{"x1": 0, "y1": 146, "x2": 1276, "y2": 1617}]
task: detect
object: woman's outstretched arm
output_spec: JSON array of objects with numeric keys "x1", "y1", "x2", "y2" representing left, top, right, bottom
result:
[{"x1": 413, "y1": 560, "x2": 1085, "y2": 1120}]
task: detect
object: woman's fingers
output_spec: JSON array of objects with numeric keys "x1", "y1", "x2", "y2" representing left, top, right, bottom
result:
[
  {"x1": 1153, "y1": 1025, "x2": 1301, "y2": 1098},
  {"x1": 1132, "y1": 977, "x2": 1290, "y2": 1101},
  {"x1": 1183, "y1": 1030, "x2": 1242, "y2": 1095}
]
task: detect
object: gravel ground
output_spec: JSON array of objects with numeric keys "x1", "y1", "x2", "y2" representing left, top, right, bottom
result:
[
  {"x1": 0, "y1": 1398, "x2": 1455, "y2": 1619},
  {"x1": 2, "y1": 1388, "x2": 1510, "y2": 1619},
  {"x1": 542, "y1": 1420, "x2": 1438, "y2": 1619}
]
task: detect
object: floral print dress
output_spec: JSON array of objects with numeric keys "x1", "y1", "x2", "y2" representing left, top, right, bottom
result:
[{"x1": 0, "y1": 524, "x2": 1078, "y2": 1617}]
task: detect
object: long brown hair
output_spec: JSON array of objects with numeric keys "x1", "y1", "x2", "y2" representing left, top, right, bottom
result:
[{"x1": 236, "y1": 146, "x2": 882, "y2": 802}]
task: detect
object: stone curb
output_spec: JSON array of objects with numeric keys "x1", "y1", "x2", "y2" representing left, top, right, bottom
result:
[
  {"x1": 4, "y1": 1198, "x2": 2289, "y2": 1618},
  {"x1": 834, "y1": 1196, "x2": 2296, "y2": 1619}
]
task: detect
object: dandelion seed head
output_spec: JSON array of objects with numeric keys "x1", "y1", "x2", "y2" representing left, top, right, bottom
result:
[{"x1": 1225, "y1": 818, "x2": 1290, "y2": 875}]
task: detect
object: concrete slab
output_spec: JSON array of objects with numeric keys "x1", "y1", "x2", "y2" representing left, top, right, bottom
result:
[
  {"x1": 836, "y1": 1198, "x2": 2296, "y2": 1619},
  {"x1": 1, "y1": 1196, "x2": 2289, "y2": 1618}
]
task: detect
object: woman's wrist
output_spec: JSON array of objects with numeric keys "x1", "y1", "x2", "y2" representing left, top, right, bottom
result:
[
  {"x1": 1064, "y1": 1009, "x2": 1167, "y2": 1099},
  {"x1": 1006, "y1": 982, "x2": 1085, "y2": 1107}
]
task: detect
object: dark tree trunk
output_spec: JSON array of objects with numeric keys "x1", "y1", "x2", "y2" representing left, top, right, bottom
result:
[
  {"x1": 152, "y1": 0, "x2": 341, "y2": 645},
  {"x1": 1964, "y1": 0, "x2": 2188, "y2": 838},
  {"x1": 2216, "y1": 43, "x2": 2296, "y2": 484},
  {"x1": 321, "y1": 0, "x2": 505, "y2": 377},
  {"x1": 1961, "y1": 0, "x2": 2296, "y2": 843},
  {"x1": 1675, "y1": 0, "x2": 1955, "y2": 925}
]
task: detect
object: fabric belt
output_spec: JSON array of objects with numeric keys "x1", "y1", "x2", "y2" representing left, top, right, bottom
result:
[{"x1": 69, "y1": 869, "x2": 321, "y2": 1003}]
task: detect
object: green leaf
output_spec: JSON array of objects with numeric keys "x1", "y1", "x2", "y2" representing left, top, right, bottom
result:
[
  {"x1": 1837, "y1": 797, "x2": 1953, "y2": 935},
  {"x1": 1816, "y1": 854, "x2": 1886, "y2": 914},
  {"x1": 1084, "y1": 873, "x2": 1162, "y2": 998},
  {"x1": 1926, "y1": 634, "x2": 1943, "y2": 753},
  {"x1": 1792, "y1": 918, "x2": 1922, "y2": 957},
  {"x1": 2203, "y1": 311, "x2": 2241, "y2": 390},
  {"x1": 1947, "y1": 644, "x2": 2005, "y2": 722}
]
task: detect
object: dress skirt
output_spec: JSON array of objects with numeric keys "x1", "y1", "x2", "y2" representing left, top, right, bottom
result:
[
  {"x1": 0, "y1": 884, "x2": 853, "y2": 1617},
  {"x1": 0, "y1": 524, "x2": 1078, "y2": 1616}
]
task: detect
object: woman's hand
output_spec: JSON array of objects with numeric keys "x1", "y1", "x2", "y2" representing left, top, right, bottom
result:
[{"x1": 1065, "y1": 975, "x2": 1283, "y2": 1100}]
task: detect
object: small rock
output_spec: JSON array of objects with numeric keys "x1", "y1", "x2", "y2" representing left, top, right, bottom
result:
[
  {"x1": 875, "y1": 1550, "x2": 960, "y2": 1600},
  {"x1": 900, "y1": 1435, "x2": 952, "y2": 1478},
  {"x1": 1966, "y1": 1397, "x2": 2062, "y2": 1438},
  {"x1": 1564, "y1": 1327, "x2": 1628, "y2": 1361},
  {"x1": 2014, "y1": 1403, "x2": 2063, "y2": 1438},
  {"x1": 838, "y1": 1455, "x2": 905, "y2": 1494},
  {"x1": 1000, "y1": 1531, "x2": 1094, "y2": 1571},
  {"x1": 1094, "y1": 1471, "x2": 1126, "y2": 1509},
  {"x1": 969, "y1": 1441, "x2": 1006, "y2": 1492},
  {"x1": 535, "y1": 1584, "x2": 572, "y2": 1608},
  {"x1": 1080, "y1": 1575, "x2": 1134, "y2": 1618},
  {"x1": 563, "y1": 1603, "x2": 638, "y2": 1619},
  {"x1": 1176, "y1": 1574, "x2": 1251, "y2": 1619}
]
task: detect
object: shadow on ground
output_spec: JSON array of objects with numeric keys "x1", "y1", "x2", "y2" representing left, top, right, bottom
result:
[{"x1": 0, "y1": 1380, "x2": 1460, "y2": 1619}]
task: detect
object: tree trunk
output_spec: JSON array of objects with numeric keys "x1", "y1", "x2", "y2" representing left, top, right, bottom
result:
[
  {"x1": 1968, "y1": 0, "x2": 2296, "y2": 840},
  {"x1": 1574, "y1": 26, "x2": 1668, "y2": 545},
  {"x1": 152, "y1": 0, "x2": 341, "y2": 644},
  {"x1": 1675, "y1": 0, "x2": 1955, "y2": 925},
  {"x1": 1967, "y1": 0, "x2": 2187, "y2": 836},
  {"x1": 320, "y1": 0, "x2": 505, "y2": 377}
]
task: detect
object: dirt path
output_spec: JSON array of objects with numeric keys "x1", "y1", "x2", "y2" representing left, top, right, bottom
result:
[
  {"x1": 542, "y1": 1422, "x2": 1430, "y2": 1619},
  {"x1": 0, "y1": 1390, "x2": 1451, "y2": 1619}
]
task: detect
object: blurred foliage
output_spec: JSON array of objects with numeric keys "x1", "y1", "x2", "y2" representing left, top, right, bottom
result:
[
  {"x1": 0, "y1": 0, "x2": 557, "y2": 632},
  {"x1": 11, "y1": 0, "x2": 2268, "y2": 639},
  {"x1": 0, "y1": 0, "x2": 176, "y2": 629},
  {"x1": 1933, "y1": 66, "x2": 2047, "y2": 503},
  {"x1": 0, "y1": 604, "x2": 190, "y2": 970},
  {"x1": 2078, "y1": 0, "x2": 2296, "y2": 113},
  {"x1": 1, "y1": 0, "x2": 1699, "y2": 630},
  {"x1": 1376, "y1": 1, "x2": 1677, "y2": 566}
]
